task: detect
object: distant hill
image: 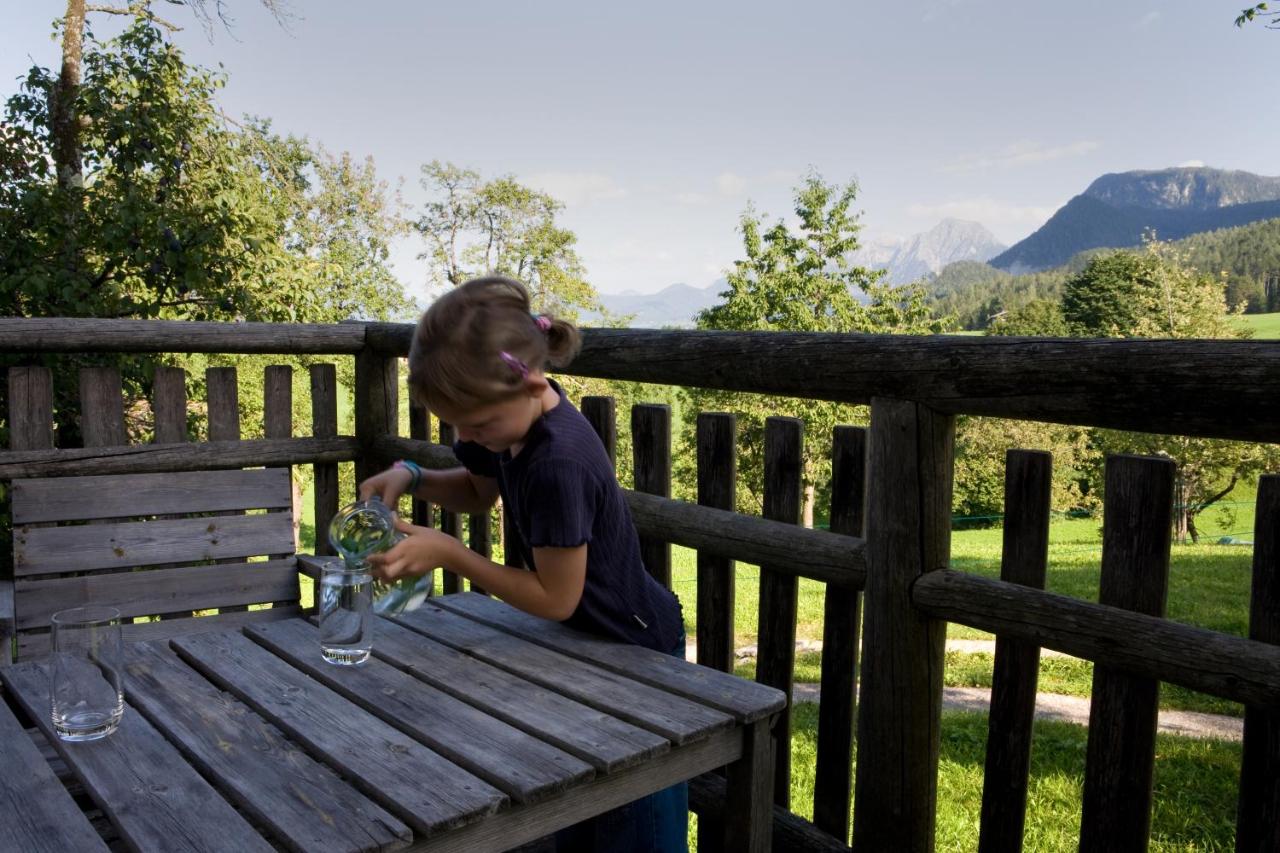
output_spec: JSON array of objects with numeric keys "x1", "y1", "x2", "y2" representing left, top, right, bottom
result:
[
  {"x1": 594, "y1": 280, "x2": 725, "y2": 328},
  {"x1": 990, "y1": 167, "x2": 1280, "y2": 273},
  {"x1": 856, "y1": 219, "x2": 1006, "y2": 283}
]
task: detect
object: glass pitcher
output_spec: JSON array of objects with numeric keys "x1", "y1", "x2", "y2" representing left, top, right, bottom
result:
[{"x1": 327, "y1": 496, "x2": 432, "y2": 615}]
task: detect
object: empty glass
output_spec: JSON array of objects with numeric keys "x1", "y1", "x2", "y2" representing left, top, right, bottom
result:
[{"x1": 50, "y1": 605, "x2": 124, "y2": 742}]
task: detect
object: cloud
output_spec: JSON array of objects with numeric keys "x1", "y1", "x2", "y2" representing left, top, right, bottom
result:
[
  {"x1": 1137, "y1": 11, "x2": 1161, "y2": 28},
  {"x1": 1177, "y1": 159, "x2": 1206, "y2": 168},
  {"x1": 906, "y1": 197, "x2": 1059, "y2": 232},
  {"x1": 941, "y1": 140, "x2": 1100, "y2": 173},
  {"x1": 524, "y1": 172, "x2": 627, "y2": 206},
  {"x1": 675, "y1": 191, "x2": 709, "y2": 205},
  {"x1": 715, "y1": 172, "x2": 747, "y2": 196}
]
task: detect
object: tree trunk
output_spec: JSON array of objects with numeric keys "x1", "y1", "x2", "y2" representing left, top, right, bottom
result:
[
  {"x1": 1173, "y1": 476, "x2": 1190, "y2": 544},
  {"x1": 53, "y1": 0, "x2": 86, "y2": 190},
  {"x1": 803, "y1": 483, "x2": 815, "y2": 529}
]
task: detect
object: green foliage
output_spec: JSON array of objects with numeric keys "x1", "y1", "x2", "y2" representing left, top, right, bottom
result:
[
  {"x1": 952, "y1": 418, "x2": 1097, "y2": 522},
  {"x1": 681, "y1": 174, "x2": 948, "y2": 519},
  {"x1": 986, "y1": 298, "x2": 1069, "y2": 336}
]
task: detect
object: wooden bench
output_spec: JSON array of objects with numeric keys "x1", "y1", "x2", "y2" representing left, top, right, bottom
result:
[{"x1": 1, "y1": 467, "x2": 325, "y2": 662}]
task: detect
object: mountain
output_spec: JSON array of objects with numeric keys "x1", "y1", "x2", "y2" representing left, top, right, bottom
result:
[
  {"x1": 990, "y1": 167, "x2": 1280, "y2": 273},
  {"x1": 594, "y1": 280, "x2": 725, "y2": 328},
  {"x1": 856, "y1": 219, "x2": 1006, "y2": 283}
]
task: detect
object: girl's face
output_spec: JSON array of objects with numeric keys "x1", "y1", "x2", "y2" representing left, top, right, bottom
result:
[{"x1": 433, "y1": 379, "x2": 547, "y2": 453}]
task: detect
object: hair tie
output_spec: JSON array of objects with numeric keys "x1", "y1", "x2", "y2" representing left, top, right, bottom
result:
[
  {"x1": 532, "y1": 314, "x2": 552, "y2": 333},
  {"x1": 499, "y1": 350, "x2": 529, "y2": 379}
]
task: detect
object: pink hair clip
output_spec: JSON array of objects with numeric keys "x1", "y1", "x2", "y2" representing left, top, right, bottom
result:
[
  {"x1": 499, "y1": 350, "x2": 529, "y2": 379},
  {"x1": 532, "y1": 314, "x2": 552, "y2": 333}
]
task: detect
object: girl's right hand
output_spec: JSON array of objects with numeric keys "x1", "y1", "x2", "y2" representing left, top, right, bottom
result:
[{"x1": 358, "y1": 465, "x2": 415, "y2": 506}]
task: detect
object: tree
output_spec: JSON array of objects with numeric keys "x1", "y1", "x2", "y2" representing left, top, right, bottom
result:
[
  {"x1": 986, "y1": 298, "x2": 1069, "y2": 337},
  {"x1": 681, "y1": 173, "x2": 949, "y2": 525},
  {"x1": 1062, "y1": 239, "x2": 1275, "y2": 542}
]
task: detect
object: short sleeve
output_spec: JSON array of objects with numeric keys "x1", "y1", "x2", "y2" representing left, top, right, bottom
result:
[
  {"x1": 523, "y1": 460, "x2": 598, "y2": 548},
  {"x1": 452, "y1": 440, "x2": 499, "y2": 478}
]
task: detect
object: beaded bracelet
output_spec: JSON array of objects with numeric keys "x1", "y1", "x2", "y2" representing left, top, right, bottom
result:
[{"x1": 393, "y1": 459, "x2": 423, "y2": 494}]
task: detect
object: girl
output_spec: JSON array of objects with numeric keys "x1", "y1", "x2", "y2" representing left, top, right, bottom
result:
[{"x1": 361, "y1": 275, "x2": 687, "y2": 852}]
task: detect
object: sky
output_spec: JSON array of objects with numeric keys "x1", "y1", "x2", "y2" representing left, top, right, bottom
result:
[{"x1": 4, "y1": 1, "x2": 1279, "y2": 302}]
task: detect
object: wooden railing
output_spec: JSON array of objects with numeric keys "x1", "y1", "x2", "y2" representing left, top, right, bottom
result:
[{"x1": 1, "y1": 317, "x2": 1277, "y2": 852}]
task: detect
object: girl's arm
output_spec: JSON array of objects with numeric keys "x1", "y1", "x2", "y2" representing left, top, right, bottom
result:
[
  {"x1": 369, "y1": 519, "x2": 586, "y2": 621},
  {"x1": 359, "y1": 465, "x2": 498, "y2": 515}
]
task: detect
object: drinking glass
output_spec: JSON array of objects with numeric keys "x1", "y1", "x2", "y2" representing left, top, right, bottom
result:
[
  {"x1": 328, "y1": 496, "x2": 432, "y2": 620},
  {"x1": 318, "y1": 563, "x2": 373, "y2": 665},
  {"x1": 50, "y1": 605, "x2": 124, "y2": 742}
]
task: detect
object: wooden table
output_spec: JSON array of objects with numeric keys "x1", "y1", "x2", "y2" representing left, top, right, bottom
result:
[{"x1": 0, "y1": 592, "x2": 785, "y2": 852}]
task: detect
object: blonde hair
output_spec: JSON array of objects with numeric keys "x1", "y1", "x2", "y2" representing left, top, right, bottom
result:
[{"x1": 408, "y1": 276, "x2": 582, "y2": 412}]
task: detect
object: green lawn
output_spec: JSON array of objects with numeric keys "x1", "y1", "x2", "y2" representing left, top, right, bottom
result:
[{"x1": 1235, "y1": 311, "x2": 1280, "y2": 338}]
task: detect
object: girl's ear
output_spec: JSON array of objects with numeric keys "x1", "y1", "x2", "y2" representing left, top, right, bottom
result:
[{"x1": 524, "y1": 371, "x2": 549, "y2": 397}]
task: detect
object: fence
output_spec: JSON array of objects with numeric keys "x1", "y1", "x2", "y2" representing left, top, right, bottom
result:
[{"x1": 0, "y1": 317, "x2": 1277, "y2": 852}]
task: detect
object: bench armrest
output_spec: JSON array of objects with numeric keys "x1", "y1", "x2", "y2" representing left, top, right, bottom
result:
[{"x1": 296, "y1": 554, "x2": 340, "y2": 582}]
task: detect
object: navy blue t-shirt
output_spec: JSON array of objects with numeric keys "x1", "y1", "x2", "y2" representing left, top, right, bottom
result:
[{"x1": 452, "y1": 383, "x2": 684, "y2": 653}]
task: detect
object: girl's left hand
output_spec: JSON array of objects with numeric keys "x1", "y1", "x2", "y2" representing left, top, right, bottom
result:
[{"x1": 367, "y1": 518, "x2": 457, "y2": 581}]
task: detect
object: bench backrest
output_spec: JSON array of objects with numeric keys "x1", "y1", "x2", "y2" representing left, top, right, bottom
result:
[{"x1": 9, "y1": 467, "x2": 302, "y2": 660}]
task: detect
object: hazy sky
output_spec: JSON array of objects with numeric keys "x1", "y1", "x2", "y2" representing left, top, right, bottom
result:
[{"x1": 4, "y1": 1, "x2": 1278, "y2": 300}]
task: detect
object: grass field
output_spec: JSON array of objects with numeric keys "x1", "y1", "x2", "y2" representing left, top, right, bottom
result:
[{"x1": 1235, "y1": 311, "x2": 1280, "y2": 338}]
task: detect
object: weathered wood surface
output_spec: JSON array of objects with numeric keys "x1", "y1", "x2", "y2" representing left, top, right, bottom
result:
[
  {"x1": 409, "y1": 396, "x2": 435, "y2": 533},
  {"x1": 1, "y1": 661, "x2": 277, "y2": 852},
  {"x1": 853, "y1": 398, "x2": 953, "y2": 853},
  {"x1": 394, "y1": 602, "x2": 732, "y2": 744},
  {"x1": 0, "y1": 696, "x2": 109, "y2": 852},
  {"x1": 979, "y1": 450, "x2": 1052, "y2": 853},
  {"x1": 373, "y1": 614, "x2": 667, "y2": 772},
  {"x1": 123, "y1": 640, "x2": 412, "y2": 852},
  {"x1": 246, "y1": 618, "x2": 594, "y2": 803},
  {"x1": 355, "y1": 348, "x2": 398, "y2": 488},
  {"x1": 435, "y1": 422, "x2": 464, "y2": 594},
  {"x1": 8, "y1": 366, "x2": 55, "y2": 450},
  {"x1": 1238, "y1": 474, "x2": 1280, "y2": 853},
  {"x1": 171, "y1": 630, "x2": 507, "y2": 836},
  {"x1": 691, "y1": 771, "x2": 851, "y2": 853},
  {"x1": 696, "y1": 412, "x2": 736, "y2": 674},
  {"x1": 0, "y1": 436, "x2": 359, "y2": 479},
  {"x1": 432, "y1": 593, "x2": 785, "y2": 723},
  {"x1": 813, "y1": 424, "x2": 865, "y2": 843},
  {"x1": 310, "y1": 363, "x2": 341, "y2": 558},
  {"x1": 15, "y1": 559, "x2": 300, "y2": 629},
  {"x1": 758, "y1": 417, "x2": 802, "y2": 808},
  {"x1": 16, "y1": 606, "x2": 300, "y2": 660},
  {"x1": 0, "y1": 317, "x2": 367, "y2": 353},
  {"x1": 632, "y1": 404, "x2": 673, "y2": 588},
  {"x1": 151, "y1": 365, "x2": 187, "y2": 444},
  {"x1": 204, "y1": 367, "x2": 240, "y2": 442},
  {"x1": 580, "y1": 395, "x2": 617, "y2": 469},
  {"x1": 724, "y1": 717, "x2": 777, "y2": 853},
  {"x1": 1080, "y1": 455, "x2": 1174, "y2": 851},
  {"x1": 79, "y1": 367, "x2": 126, "y2": 447},
  {"x1": 15, "y1": 511, "x2": 296, "y2": 576},
  {"x1": 912, "y1": 570, "x2": 1280, "y2": 707},
  {"x1": 11, "y1": 467, "x2": 292, "y2": 523}
]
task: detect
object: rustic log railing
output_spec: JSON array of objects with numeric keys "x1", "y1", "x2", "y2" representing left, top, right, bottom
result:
[{"x1": 0, "y1": 316, "x2": 1277, "y2": 853}]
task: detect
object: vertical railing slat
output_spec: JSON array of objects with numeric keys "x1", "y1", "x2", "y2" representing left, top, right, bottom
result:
[
  {"x1": 79, "y1": 366, "x2": 125, "y2": 447},
  {"x1": 813, "y1": 424, "x2": 866, "y2": 842},
  {"x1": 1237, "y1": 474, "x2": 1280, "y2": 852},
  {"x1": 1079, "y1": 453, "x2": 1175, "y2": 852},
  {"x1": 264, "y1": 365, "x2": 295, "y2": 572},
  {"x1": 853, "y1": 397, "x2": 954, "y2": 852},
  {"x1": 978, "y1": 449, "x2": 1052, "y2": 853},
  {"x1": 8, "y1": 367, "x2": 54, "y2": 451},
  {"x1": 581, "y1": 396, "x2": 617, "y2": 470},
  {"x1": 437, "y1": 421, "x2": 463, "y2": 594},
  {"x1": 205, "y1": 366, "x2": 245, "y2": 610},
  {"x1": 632, "y1": 404, "x2": 672, "y2": 588},
  {"x1": 408, "y1": 397, "x2": 436, "y2": 595},
  {"x1": 151, "y1": 366, "x2": 187, "y2": 444},
  {"x1": 353, "y1": 349, "x2": 397, "y2": 490},
  {"x1": 758, "y1": 415, "x2": 802, "y2": 808},
  {"x1": 696, "y1": 412, "x2": 737, "y2": 674},
  {"x1": 309, "y1": 364, "x2": 339, "y2": 560}
]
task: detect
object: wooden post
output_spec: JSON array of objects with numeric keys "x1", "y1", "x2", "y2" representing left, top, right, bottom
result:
[
  {"x1": 310, "y1": 364, "x2": 339, "y2": 559},
  {"x1": 408, "y1": 399, "x2": 434, "y2": 529},
  {"x1": 205, "y1": 367, "x2": 240, "y2": 443},
  {"x1": 581, "y1": 396, "x2": 617, "y2": 469},
  {"x1": 813, "y1": 424, "x2": 866, "y2": 842},
  {"x1": 468, "y1": 511, "x2": 492, "y2": 596},
  {"x1": 723, "y1": 716, "x2": 776, "y2": 853},
  {"x1": 151, "y1": 366, "x2": 187, "y2": 444},
  {"x1": 1079, "y1": 454, "x2": 1174, "y2": 852},
  {"x1": 696, "y1": 413, "x2": 736, "y2": 674},
  {"x1": 353, "y1": 348, "x2": 397, "y2": 490},
  {"x1": 264, "y1": 366, "x2": 295, "y2": 565},
  {"x1": 853, "y1": 398, "x2": 953, "y2": 853},
  {"x1": 437, "y1": 421, "x2": 463, "y2": 594},
  {"x1": 757, "y1": 416, "x2": 802, "y2": 808},
  {"x1": 78, "y1": 367, "x2": 125, "y2": 447},
  {"x1": 978, "y1": 449, "x2": 1052, "y2": 853},
  {"x1": 8, "y1": 367, "x2": 54, "y2": 451},
  {"x1": 632, "y1": 404, "x2": 672, "y2": 588},
  {"x1": 1237, "y1": 474, "x2": 1280, "y2": 853}
]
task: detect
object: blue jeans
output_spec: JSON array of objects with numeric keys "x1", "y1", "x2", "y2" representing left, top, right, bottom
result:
[{"x1": 554, "y1": 631, "x2": 690, "y2": 852}]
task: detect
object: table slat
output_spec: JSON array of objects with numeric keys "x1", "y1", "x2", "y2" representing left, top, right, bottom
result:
[
  {"x1": 170, "y1": 630, "x2": 507, "y2": 837},
  {"x1": 124, "y1": 640, "x2": 412, "y2": 852},
  {"x1": 394, "y1": 602, "x2": 734, "y2": 744},
  {"x1": 369, "y1": 616, "x2": 668, "y2": 773},
  {"x1": 435, "y1": 592, "x2": 787, "y2": 723},
  {"x1": 0, "y1": 697, "x2": 109, "y2": 853},
  {"x1": 1, "y1": 662, "x2": 275, "y2": 853},
  {"x1": 245, "y1": 619, "x2": 595, "y2": 804}
]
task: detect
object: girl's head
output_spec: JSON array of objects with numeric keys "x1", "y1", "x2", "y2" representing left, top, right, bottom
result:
[{"x1": 408, "y1": 276, "x2": 581, "y2": 445}]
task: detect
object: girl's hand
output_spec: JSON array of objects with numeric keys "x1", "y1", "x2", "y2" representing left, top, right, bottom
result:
[
  {"x1": 368, "y1": 519, "x2": 457, "y2": 581},
  {"x1": 358, "y1": 465, "x2": 414, "y2": 506}
]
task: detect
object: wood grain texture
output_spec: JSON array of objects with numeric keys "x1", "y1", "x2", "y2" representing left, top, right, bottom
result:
[
  {"x1": 580, "y1": 396, "x2": 617, "y2": 469},
  {"x1": 436, "y1": 422, "x2": 463, "y2": 595},
  {"x1": 78, "y1": 367, "x2": 126, "y2": 447},
  {"x1": 8, "y1": 366, "x2": 55, "y2": 450},
  {"x1": 696, "y1": 412, "x2": 736, "y2": 675},
  {"x1": 151, "y1": 365, "x2": 188, "y2": 444},
  {"x1": 354, "y1": 348, "x2": 398, "y2": 488},
  {"x1": 691, "y1": 771, "x2": 851, "y2": 853},
  {"x1": 979, "y1": 450, "x2": 1052, "y2": 853},
  {"x1": 205, "y1": 367, "x2": 240, "y2": 442},
  {"x1": 632, "y1": 404, "x2": 672, "y2": 588},
  {"x1": 310, "y1": 363, "x2": 340, "y2": 557},
  {"x1": 0, "y1": 317, "x2": 367, "y2": 354},
  {"x1": 724, "y1": 717, "x2": 777, "y2": 853}
]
